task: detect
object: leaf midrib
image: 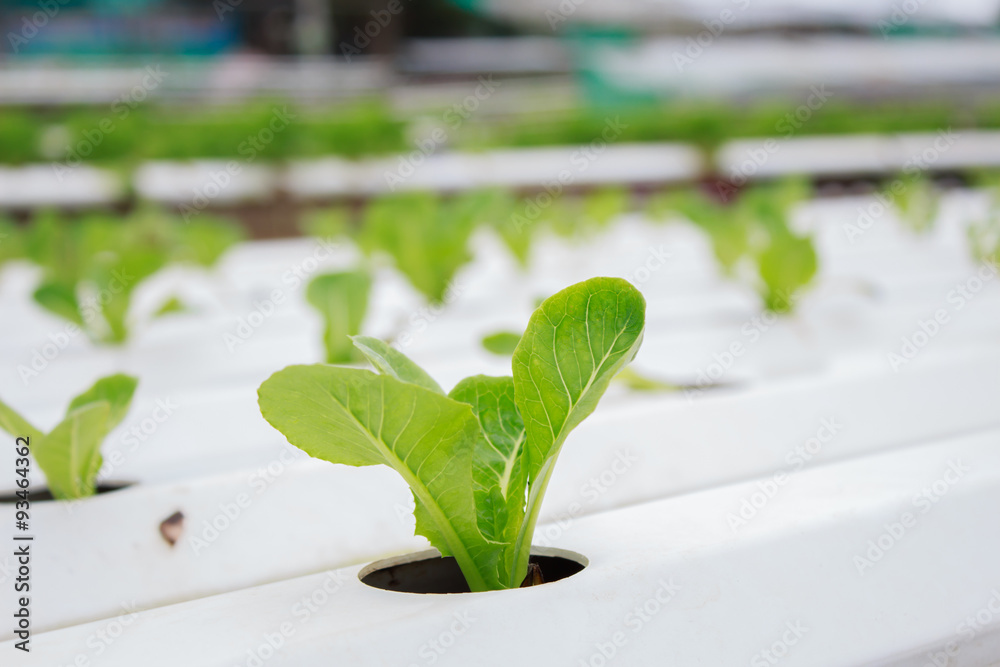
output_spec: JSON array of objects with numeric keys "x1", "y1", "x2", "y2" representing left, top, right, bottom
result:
[{"x1": 323, "y1": 381, "x2": 488, "y2": 591}]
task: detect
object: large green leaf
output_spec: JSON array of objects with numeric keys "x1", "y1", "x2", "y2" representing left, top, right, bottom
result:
[
  {"x1": 513, "y1": 277, "x2": 645, "y2": 481},
  {"x1": 351, "y1": 335, "x2": 444, "y2": 395},
  {"x1": 258, "y1": 365, "x2": 500, "y2": 590},
  {"x1": 449, "y1": 375, "x2": 526, "y2": 586},
  {"x1": 306, "y1": 271, "x2": 371, "y2": 364},
  {"x1": 35, "y1": 402, "x2": 110, "y2": 500},
  {"x1": 510, "y1": 277, "x2": 645, "y2": 583}
]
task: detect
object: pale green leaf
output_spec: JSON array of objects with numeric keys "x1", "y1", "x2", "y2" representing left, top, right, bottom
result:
[
  {"x1": 510, "y1": 277, "x2": 645, "y2": 585},
  {"x1": 614, "y1": 367, "x2": 678, "y2": 392},
  {"x1": 351, "y1": 335, "x2": 444, "y2": 395},
  {"x1": 481, "y1": 331, "x2": 522, "y2": 357},
  {"x1": 258, "y1": 365, "x2": 499, "y2": 590},
  {"x1": 0, "y1": 399, "x2": 43, "y2": 443},
  {"x1": 449, "y1": 375, "x2": 526, "y2": 585},
  {"x1": 36, "y1": 402, "x2": 110, "y2": 500},
  {"x1": 67, "y1": 373, "x2": 138, "y2": 433},
  {"x1": 306, "y1": 271, "x2": 371, "y2": 364},
  {"x1": 513, "y1": 277, "x2": 645, "y2": 481},
  {"x1": 757, "y1": 233, "x2": 817, "y2": 314}
]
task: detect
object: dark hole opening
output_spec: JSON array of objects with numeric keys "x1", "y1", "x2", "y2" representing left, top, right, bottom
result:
[
  {"x1": 0, "y1": 482, "x2": 133, "y2": 504},
  {"x1": 360, "y1": 552, "x2": 586, "y2": 594}
]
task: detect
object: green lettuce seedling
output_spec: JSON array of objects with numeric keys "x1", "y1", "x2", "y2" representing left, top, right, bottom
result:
[
  {"x1": 259, "y1": 277, "x2": 645, "y2": 591},
  {"x1": 0, "y1": 374, "x2": 138, "y2": 499},
  {"x1": 306, "y1": 270, "x2": 372, "y2": 363},
  {"x1": 968, "y1": 172, "x2": 1000, "y2": 264},
  {"x1": 894, "y1": 172, "x2": 939, "y2": 234},
  {"x1": 24, "y1": 209, "x2": 243, "y2": 343},
  {"x1": 360, "y1": 192, "x2": 479, "y2": 303},
  {"x1": 739, "y1": 180, "x2": 817, "y2": 314},
  {"x1": 647, "y1": 188, "x2": 750, "y2": 276}
]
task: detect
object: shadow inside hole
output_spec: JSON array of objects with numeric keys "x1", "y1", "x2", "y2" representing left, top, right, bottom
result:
[
  {"x1": 360, "y1": 549, "x2": 587, "y2": 594},
  {"x1": 0, "y1": 482, "x2": 133, "y2": 503}
]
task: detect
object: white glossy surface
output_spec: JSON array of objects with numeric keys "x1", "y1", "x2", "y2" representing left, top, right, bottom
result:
[{"x1": 9, "y1": 429, "x2": 1000, "y2": 666}]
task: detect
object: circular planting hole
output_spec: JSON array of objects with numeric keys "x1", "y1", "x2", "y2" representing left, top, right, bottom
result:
[
  {"x1": 359, "y1": 547, "x2": 587, "y2": 594},
  {"x1": 0, "y1": 482, "x2": 133, "y2": 504}
]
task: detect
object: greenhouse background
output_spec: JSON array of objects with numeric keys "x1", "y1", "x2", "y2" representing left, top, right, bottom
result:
[{"x1": 2, "y1": 0, "x2": 1000, "y2": 665}]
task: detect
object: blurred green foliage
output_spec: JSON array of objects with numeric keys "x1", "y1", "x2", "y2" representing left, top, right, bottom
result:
[
  {"x1": 648, "y1": 178, "x2": 817, "y2": 314},
  {"x1": 9, "y1": 208, "x2": 243, "y2": 343},
  {"x1": 306, "y1": 270, "x2": 372, "y2": 364},
  {"x1": 5, "y1": 97, "x2": 1000, "y2": 165}
]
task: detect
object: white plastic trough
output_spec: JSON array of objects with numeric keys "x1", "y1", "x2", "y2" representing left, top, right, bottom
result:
[
  {"x1": 0, "y1": 164, "x2": 123, "y2": 208},
  {"x1": 716, "y1": 130, "x2": 1000, "y2": 180},
  {"x1": 133, "y1": 160, "x2": 278, "y2": 204},
  {"x1": 1, "y1": 344, "x2": 997, "y2": 638},
  {"x1": 10, "y1": 426, "x2": 1000, "y2": 666},
  {"x1": 283, "y1": 142, "x2": 705, "y2": 198}
]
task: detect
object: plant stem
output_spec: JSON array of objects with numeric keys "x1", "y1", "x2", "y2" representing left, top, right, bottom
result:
[{"x1": 508, "y1": 457, "x2": 556, "y2": 589}]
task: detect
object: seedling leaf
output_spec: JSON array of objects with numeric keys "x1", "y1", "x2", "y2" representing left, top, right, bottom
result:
[
  {"x1": 351, "y1": 335, "x2": 444, "y2": 395},
  {"x1": 510, "y1": 277, "x2": 645, "y2": 584},
  {"x1": 449, "y1": 375, "x2": 526, "y2": 585},
  {"x1": 258, "y1": 365, "x2": 499, "y2": 590},
  {"x1": 306, "y1": 271, "x2": 371, "y2": 364}
]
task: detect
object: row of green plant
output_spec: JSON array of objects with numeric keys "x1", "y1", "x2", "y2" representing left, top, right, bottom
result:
[
  {"x1": 0, "y1": 209, "x2": 243, "y2": 343},
  {"x1": 5, "y1": 97, "x2": 1000, "y2": 165},
  {"x1": 1, "y1": 101, "x2": 406, "y2": 165},
  {"x1": 301, "y1": 181, "x2": 818, "y2": 367},
  {"x1": 459, "y1": 98, "x2": 1000, "y2": 152},
  {"x1": 7, "y1": 174, "x2": 998, "y2": 352},
  {"x1": 306, "y1": 174, "x2": 1000, "y2": 366}
]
